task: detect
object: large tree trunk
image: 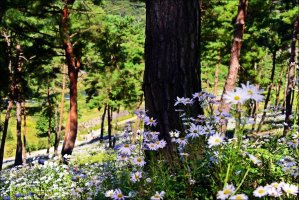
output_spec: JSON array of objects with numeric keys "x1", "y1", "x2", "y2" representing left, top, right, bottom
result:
[
  {"x1": 283, "y1": 15, "x2": 298, "y2": 136},
  {"x1": 14, "y1": 101, "x2": 23, "y2": 166},
  {"x1": 100, "y1": 104, "x2": 107, "y2": 141},
  {"x1": 0, "y1": 100, "x2": 13, "y2": 171},
  {"x1": 22, "y1": 102, "x2": 27, "y2": 164},
  {"x1": 60, "y1": 1, "x2": 80, "y2": 156},
  {"x1": 55, "y1": 65, "x2": 66, "y2": 156},
  {"x1": 219, "y1": 0, "x2": 248, "y2": 113},
  {"x1": 257, "y1": 51, "x2": 277, "y2": 133},
  {"x1": 144, "y1": 0, "x2": 203, "y2": 155}
]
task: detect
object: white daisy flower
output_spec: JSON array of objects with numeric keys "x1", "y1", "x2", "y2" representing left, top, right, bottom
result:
[
  {"x1": 132, "y1": 157, "x2": 146, "y2": 167},
  {"x1": 130, "y1": 171, "x2": 142, "y2": 183},
  {"x1": 229, "y1": 193, "x2": 248, "y2": 200},
  {"x1": 176, "y1": 137, "x2": 188, "y2": 147},
  {"x1": 150, "y1": 191, "x2": 165, "y2": 200},
  {"x1": 240, "y1": 81, "x2": 264, "y2": 102},
  {"x1": 147, "y1": 143, "x2": 158, "y2": 151},
  {"x1": 208, "y1": 133, "x2": 224, "y2": 148},
  {"x1": 282, "y1": 183, "x2": 298, "y2": 195},
  {"x1": 119, "y1": 144, "x2": 134, "y2": 155},
  {"x1": 217, "y1": 184, "x2": 235, "y2": 199},
  {"x1": 223, "y1": 89, "x2": 248, "y2": 105},
  {"x1": 253, "y1": 186, "x2": 268, "y2": 197},
  {"x1": 144, "y1": 116, "x2": 157, "y2": 127},
  {"x1": 187, "y1": 123, "x2": 201, "y2": 139},
  {"x1": 169, "y1": 130, "x2": 180, "y2": 138},
  {"x1": 112, "y1": 189, "x2": 126, "y2": 200},
  {"x1": 105, "y1": 190, "x2": 114, "y2": 198}
]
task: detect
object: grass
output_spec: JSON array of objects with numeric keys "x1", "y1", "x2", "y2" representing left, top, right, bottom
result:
[{"x1": 74, "y1": 152, "x2": 115, "y2": 165}]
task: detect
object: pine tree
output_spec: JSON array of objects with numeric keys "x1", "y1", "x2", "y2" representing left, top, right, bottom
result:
[{"x1": 143, "y1": 0, "x2": 202, "y2": 158}]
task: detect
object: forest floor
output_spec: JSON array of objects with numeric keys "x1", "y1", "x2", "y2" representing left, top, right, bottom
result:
[
  {"x1": 2, "y1": 115, "x2": 137, "y2": 169},
  {"x1": 3, "y1": 110, "x2": 285, "y2": 169}
]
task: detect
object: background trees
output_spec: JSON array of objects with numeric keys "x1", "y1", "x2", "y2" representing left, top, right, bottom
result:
[{"x1": 0, "y1": 0, "x2": 298, "y2": 170}]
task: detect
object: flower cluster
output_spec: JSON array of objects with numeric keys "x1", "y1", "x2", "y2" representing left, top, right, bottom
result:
[
  {"x1": 223, "y1": 82, "x2": 264, "y2": 104},
  {"x1": 253, "y1": 182, "x2": 298, "y2": 198}
]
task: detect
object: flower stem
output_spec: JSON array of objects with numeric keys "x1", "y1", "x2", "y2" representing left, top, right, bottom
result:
[{"x1": 234, "y1": 168, "x2": 250, "y2": 194}]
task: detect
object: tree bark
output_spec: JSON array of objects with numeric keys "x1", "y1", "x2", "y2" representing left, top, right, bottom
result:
[
  {"x1": 257, "y1": 51, "x2": 277, "y2": 133},
  {"x1": 144, "y1": 0, "x2": 203, "y2": 155},
  {"x1": 283, "y1": 15, "x2": 298, "y2": 136},
  {"x1": 14, "y1": 101, "x2": 23, "y2": 166},
  {"x1": 100, "y1": 104, "x2": 107, "y2": 141},
  {"x1": 55, "y1": 65, "x2": 66, "y2": 156},
  {"x1": 60, "y1": 0, "x2": 80, "y2": 156},
  {"x1": 219, "y1": 0, "x2": 248, "y2": 113},
  {"x1": 22, "y1": 102, "x2": 27, "y2": 164},
  {"x1": 0, "y1": 100, "x2": 13, "y2": 171}
]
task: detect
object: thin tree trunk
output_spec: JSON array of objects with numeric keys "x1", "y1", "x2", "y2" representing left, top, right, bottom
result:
[
  {"x1": 283, "y1": 15, "x2": 299, "y2": 136},
  {"x1": 100, "y1": 104, "x2": 107, "y2": 141},
  {"x1": 14, "y1": 101, "x2": 23, "y2": 166},
  {"x1": 144, "y1": 0, "x2": 203, "y2": 159},
  {"x1": 60, "y1": 0, "x2": 80, "y2": 156},
  {"x1": 213, "y1": 53, "x2": 221, "y2": 97},
  {"x1": 219, "y1": 0, "x2": 248, "y2": 113},
  {"x1": 22, "y1": 102, "x2": 27, "y2": 164},
  {"x1": 107, "y1": 105, "x2": 112, "y2": 148},
  {"x1": 282, "y1": 64, "x2": 290, "y2": 114},
  {"x1": 0, "y1": 100, "x2": 13, "y2": 171},
  {"x1": 257, "y1": 51, "x2": 277, "y2": 133},
  {"x1": 47, "y1": 84, "x2": 52, "y2": 154},
  {"x1": 275, "y1": 65, "x2": 285, "y2": 109}
]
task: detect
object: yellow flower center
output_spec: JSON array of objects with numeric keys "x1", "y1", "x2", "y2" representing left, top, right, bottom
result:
[
  {"x1": 234, "y1": 96, "x2": 240, "y2": 101},
  {"x1": 236, "y1": 195, "x2": 242, "y2": 200},
  {"x1": 215, "y1": 138, "x2": 220, "y2": 143},
  {"x1": 137, "y1": 158, "x2": 142, "y2": 162},
  {"x1": 124, "y1": 144, "x2": 129, "y2": 148},
  {"x1": 247, "y1": 90, "x2": 253, "y2": 95},
  {"x1": 154, "y1": 194, "x2": 160, "y2": 198},
  {"x1": 117, "y1": 193, "x2": 124, "y2": 198},
  {"x1": 258, "y1": 189, "x2": 265, "y2": 194},
  {"x1": 223, "y1": 189, "x2": 231, "y2": 195}
]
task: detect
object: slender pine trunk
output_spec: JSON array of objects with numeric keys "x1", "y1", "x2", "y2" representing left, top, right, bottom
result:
[
  {"x1": 60, "y1": 0, "x2": 80, "y2": 156},
  {"x1": 47, "y1": 84, "x2": 52, "y2": 154},
  {"x1": 22, "y1": 102, "x2": 27, "y2": 164},
  {"x1": 283, "y1": 15, "x2": 298, "y2": 135},
  {"x1": 100, "y1": 104, "x2": 107, "y2": 141},
  {"x1": 0, "y1": 100, "x2": 13, "y2": 170},
  {"x1": 274, "y1": 65, "x2": 285, "y2": 109},
  {"x1": 107, "y1": 105, "x2": 112, "y2": 148},
  {"x1": 14, "y1": 101, "x2": 23, "y2": 166},
  {"x1": 219, "y1": 0, "x2": 248, "y2": 113},
  {"x1": 257, "y1": 51, "x2": 277, "y2": 133}
]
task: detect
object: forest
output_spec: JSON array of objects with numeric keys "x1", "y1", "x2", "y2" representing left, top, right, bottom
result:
[{"x1": 0, "y1": 0, "x2": 298, "y2": 199}]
